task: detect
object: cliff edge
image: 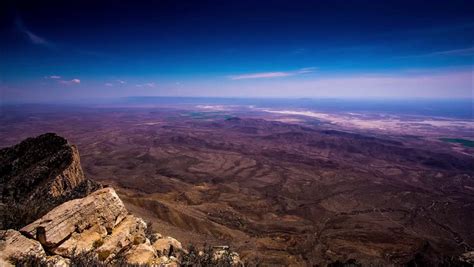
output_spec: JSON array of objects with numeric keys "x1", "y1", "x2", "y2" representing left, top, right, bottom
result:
[{"x1": 0, "y1": 133, "x2": 100, "y2": 228}]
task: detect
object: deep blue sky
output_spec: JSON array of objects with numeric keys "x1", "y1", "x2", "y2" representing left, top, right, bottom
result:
[{"x1": 1, "y1": 0, "x2": 473, "y2": 101}]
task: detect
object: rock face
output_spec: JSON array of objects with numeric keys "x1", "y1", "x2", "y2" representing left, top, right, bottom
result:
[{"x1": 0, "y1": 133, "x2": 100, "y2": 228}]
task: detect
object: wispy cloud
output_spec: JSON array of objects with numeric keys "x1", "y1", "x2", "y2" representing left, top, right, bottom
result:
[
  {"x1": 430, "y1": 47, "x2": 474, "y2": 56},
  {"x1": 221, "y1": 69, "x2": 472, "y2": 98},
  {"x1": 229, "y1": 67, "x2": 316, "y2": 80},
  {"x1": 103, "y1": 80, "x2": 127, "y2": 87},
  {"x1": 45, "y1": 75, "x2": 61, "y2": 79},
  {"x1": 400, "y1": 46, "x2": 474, "y2": 58},
  {"x1": 59, "y1": 78, "x2": 81, "y2": 85},
  {"x1": 296, "y1": 67, "x2": 317, "y2": 74},
  {"x1": 230, "y1": 72, "x2": 292, "y2": 80},
  {"x1": 135, "y1": 82, "x2": 156, "y2": 88},
  {"x1": 44, "y1": 75, "x2": 80, "y2": 85},
  {"x1": 15, "y1": 18, "x2": 54, "y2": 48}
]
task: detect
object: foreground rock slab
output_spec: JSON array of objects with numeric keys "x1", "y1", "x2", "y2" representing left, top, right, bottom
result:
[{"x1": 21, "y1": 187, "x2": 128, "y2": 247}]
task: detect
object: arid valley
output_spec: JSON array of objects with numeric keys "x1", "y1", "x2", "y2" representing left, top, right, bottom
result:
[{"x1": 1, "y1": 102, "x2": 473, "y2": 266}]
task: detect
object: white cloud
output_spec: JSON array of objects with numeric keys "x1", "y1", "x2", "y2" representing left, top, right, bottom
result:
[
  {"x1": 117, "y1": 80, "x2": 126, "y2": 84},
  {"x1": 59, "y1": 78, "x2": 81, "y2": 85},
  {"x1": 45, "y1": 75, "x2": 61, "y2": 79},
  {"x1": 229, "y1": 67, "x2": 316, "y2": 80},
  {"x1": 105, "y1": 83, "x2": 113, "y2": 87}
]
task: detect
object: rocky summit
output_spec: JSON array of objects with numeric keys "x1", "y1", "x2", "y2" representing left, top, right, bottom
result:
[
  {"x1": 0, "y1": 133, "x2": 100, "y2": 228},
  {"x1": 0, "y1": 134, "x2": 241, "y2": 266},
  {"x1": 1, "y1": 187, "x2": 185, "y2": 266}
]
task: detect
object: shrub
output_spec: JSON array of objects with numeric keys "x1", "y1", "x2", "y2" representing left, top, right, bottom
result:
[
  {"x1": 69, "y1": 250, "x2": 107, "y2": 267},
  {"x1": 144, "y1": 220, "x2": 158, "y2": 243},
  {"x1": 0, "y1": 201, "x2": 42, "y2": 230},
  {"x1": 92, "y1": 238, "x2": 104, "y2": 249},
  {"x1": 8, "y1": 253, "x2": 49, "y2": 267},
  {"x1": 181, "y1": 243, "x2": 240, "y2": 267}
]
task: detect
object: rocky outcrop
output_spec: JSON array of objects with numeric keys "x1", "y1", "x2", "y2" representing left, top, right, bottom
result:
[
  {"x1": 21, "y1": 188, "x2": 127, "y2": 248},
  {"x1": 0, "y1": 133, "x2": 100, "y2": 228},
  {"x1": 95, "y1": 214, "x2": 147, "y2": 261},
  {"x1": 1, "y1": 187, "x2": 184, "y2": 266},
  {"x1": 0, "y1": 133, "x2": 242, "y2": 266}
]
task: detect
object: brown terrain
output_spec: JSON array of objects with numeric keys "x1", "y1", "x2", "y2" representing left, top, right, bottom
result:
[{"x1": 1, "y1": 104, "x2": 473, "y2": 266}]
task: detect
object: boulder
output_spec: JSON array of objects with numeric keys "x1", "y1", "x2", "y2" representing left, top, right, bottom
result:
[
  {"x1": 95, "y1": 215, "x2": 147, "y2": 261},
  {"x1": 0, "y1": 229, "x2": 46, "y2": 265},
  {"x1": 152, "y1": 236, "x2": 183, "y2": 255},
  {"x1": 21, "y1": 187, "x2": 127, "y2": 247},
  {"x1": 125, "y1": 242, "x2": 157, "y2": 265}
]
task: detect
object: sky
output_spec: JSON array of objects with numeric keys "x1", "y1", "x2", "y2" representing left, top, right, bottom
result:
[{"x1": 0, "y1": 0, "x2": 473, "y2": 102}]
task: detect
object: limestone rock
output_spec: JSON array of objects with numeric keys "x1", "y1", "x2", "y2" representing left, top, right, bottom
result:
[
  {"x1": 0, "y1": 229, "x2": 45, "y2": 265},
  {"x1": 21, "y1": 187, "x2": 127, "y2": 247},
  {"x1": 125, "y1": 242, "x2": 157, "y2": 265},
  {"x1": 152, "y1": 236, "x2": 183, "y2": 255},
  {"x1": 52, "y1": 224, "x2": 108, "y2": 256},
  {"x1": 95, "y1": 215, "x2": 147, "y2": 261},
  {"x1": 459, "y1": 251, "x2": 474, "y2": 265}
]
